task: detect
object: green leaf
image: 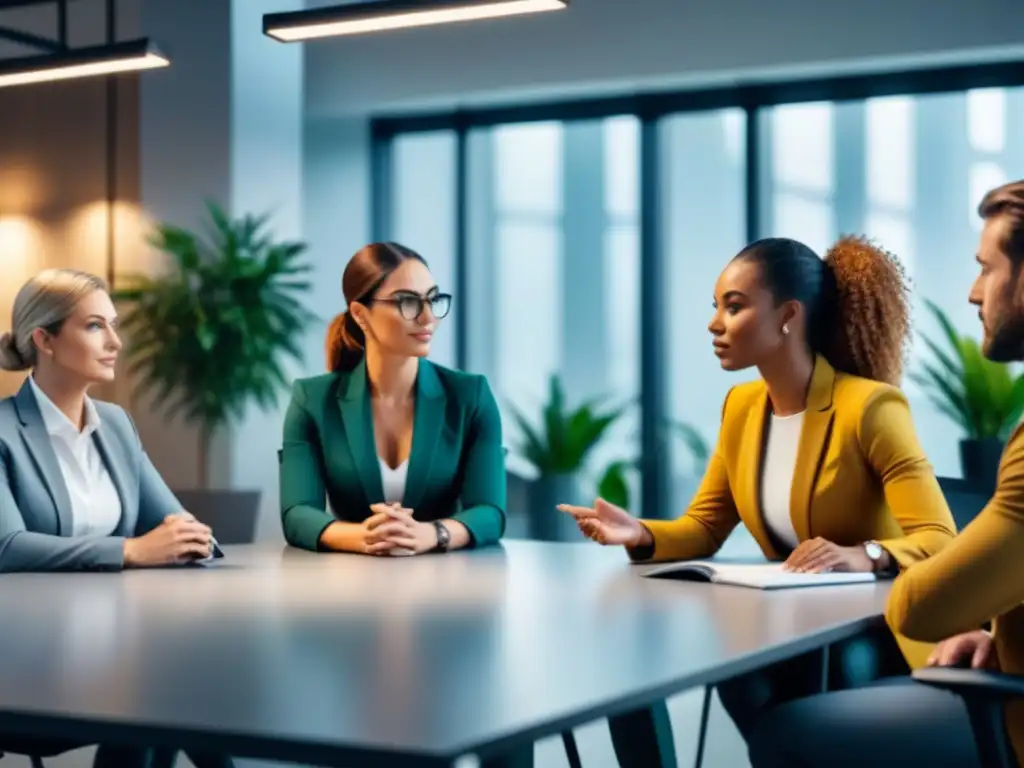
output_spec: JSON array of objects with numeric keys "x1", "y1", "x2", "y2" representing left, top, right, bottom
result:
[
  {"x1": 914, "y1": 300, "x2": 1022, "y2": 439},
  {"x1": 597, "y1": 461, "x2": 632, "y2": 509},
  {"x1": 115, "y1": 203, "x2": 315, "y2": 441},
  {"x1": 508, "y1": 375, "x2": 625, "y2": 475}
]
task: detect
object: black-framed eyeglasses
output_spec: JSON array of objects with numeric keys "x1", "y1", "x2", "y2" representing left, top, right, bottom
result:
[{"x1": 370, "y1": 292, "x2": 453, "y2": 320}]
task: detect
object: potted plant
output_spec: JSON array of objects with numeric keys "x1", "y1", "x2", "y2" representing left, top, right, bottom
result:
[
  {"x1": 113, "y1": 201, "x2": 316, "y2": 539},
  {"x1": 597, "y1": 421, "x2": 710, "y2": 514},
  {"x1": 911, "y1": 299, "x2": 1024, "y2": 492},
  {"x1": 507, "y1": 375, "x2": 625, "y2": 541}
]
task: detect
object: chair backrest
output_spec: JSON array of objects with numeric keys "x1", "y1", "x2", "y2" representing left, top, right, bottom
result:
[
  {"x1": 937, "y1": 476, "x2": 991, "y2": 530},
  {"x1": 174, "y1": 490, "x2": 261, "y2": 544}
]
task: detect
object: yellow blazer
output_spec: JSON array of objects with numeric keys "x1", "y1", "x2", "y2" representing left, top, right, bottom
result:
[
  {"x1": 635, "y1": 355, "x2": 957, "y2": 668},
  {"x1": 887, "y1": 425, "x2": 1024, "y2": 765}
]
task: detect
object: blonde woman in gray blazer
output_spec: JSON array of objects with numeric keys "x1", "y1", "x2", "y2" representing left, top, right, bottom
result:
[{"x1": 0, "y1": 269, "x2": 232, "y2": 768}]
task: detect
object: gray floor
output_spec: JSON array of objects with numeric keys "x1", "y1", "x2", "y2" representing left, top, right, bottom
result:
[{"x1": 5, "y1": 526, "x2": 760, "y2": 768}]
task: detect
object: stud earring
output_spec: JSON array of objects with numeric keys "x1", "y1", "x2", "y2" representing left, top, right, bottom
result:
[{"x1": 782, "y1": 324, "x2": 790, "y2": 335}]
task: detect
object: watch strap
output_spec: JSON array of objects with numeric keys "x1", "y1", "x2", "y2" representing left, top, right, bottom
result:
[{"x1": 432, "y1": 520, "x2": 451, "y2": 553}]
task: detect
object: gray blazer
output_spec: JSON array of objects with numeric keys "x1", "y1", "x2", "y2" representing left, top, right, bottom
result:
[{"x1": 0, "y1": 379, "x2": 181, "y2": 572}]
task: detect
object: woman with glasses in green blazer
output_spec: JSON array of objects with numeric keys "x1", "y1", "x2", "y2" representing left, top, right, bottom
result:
[{"x1": 279, "y1": 241, "x2": 506, "y2": 558}]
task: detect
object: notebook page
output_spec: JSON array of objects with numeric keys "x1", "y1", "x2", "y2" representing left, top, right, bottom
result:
[{"x1": 708, "y1": 562, "x2": 876, "y2": 589}]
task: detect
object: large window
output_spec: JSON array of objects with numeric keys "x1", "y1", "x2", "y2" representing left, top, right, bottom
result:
[
  {"x1": 762, "y1": 101, "x2": 836, "y2": 255},
  {"x1": 760, "y1": 88, "x2": 1024, "y2": 475},
  {"x1": 662, "y1": 109, "x2": 749, "y2": 516},
  {"x1": 390, "y1": 131, "x2": 458, "y2": 368},
  {"x1": 376, "y1": 69, "x2": 1024, "y2": 526},
  {"x1": 465, "y1": 117, "x2": 641, "y2": 506}
]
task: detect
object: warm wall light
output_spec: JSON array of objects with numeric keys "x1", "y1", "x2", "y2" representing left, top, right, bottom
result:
[
  {"x1": 264, "y1": 0, "x2": 568, "y2": 42},
  {"x1": 0, "y1": 216, "x2": 44, "y2": 273},
  {"x1": 0, "y1": 39, "x2": 169, "y2": 89}
]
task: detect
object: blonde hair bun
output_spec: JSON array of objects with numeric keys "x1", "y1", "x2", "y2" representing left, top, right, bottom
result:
[{"x1": 0, "y1": 332, "x2": 27, "y2": 372}]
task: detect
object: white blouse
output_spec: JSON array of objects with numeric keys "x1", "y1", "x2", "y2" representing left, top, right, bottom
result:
[
  {"x1": 379, "y1": 457, "x2": 409, "y2": 505},
  {"x1": 30, "y1": 377, "x2": 122, "y2": 537},
  {"x1": 759, "y1": 410, "x2": 804, "y2": 550}
]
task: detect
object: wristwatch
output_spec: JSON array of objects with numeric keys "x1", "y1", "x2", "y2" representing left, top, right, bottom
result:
[
  {"x1": 863, "y1": 541, "x2": 889, "y2": 574},
  {"x1": 432, "y1": 520, "x2": 451, "y2": 553}
]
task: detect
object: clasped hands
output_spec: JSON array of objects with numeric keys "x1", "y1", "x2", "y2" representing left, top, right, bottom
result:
[{"x1": 361, "y1": 503, "x2": 437, "y2": 556}]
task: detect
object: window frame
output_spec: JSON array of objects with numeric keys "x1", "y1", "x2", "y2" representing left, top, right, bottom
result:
[{"x1": 370, "y1": 58, "x2": 1024, "y2": 520}]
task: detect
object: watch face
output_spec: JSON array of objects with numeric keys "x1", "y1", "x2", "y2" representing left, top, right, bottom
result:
[{"x1": 865, "y1": 542, "x2": 883, "y2": 560}]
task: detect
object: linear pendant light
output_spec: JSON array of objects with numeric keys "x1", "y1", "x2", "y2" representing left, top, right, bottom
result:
[
  {"x1": 264, "y1": 0, "x2": 568, "y2": 42},
  {"x1": 0, "y1": 39, "x2": 168, "y2": 88}
]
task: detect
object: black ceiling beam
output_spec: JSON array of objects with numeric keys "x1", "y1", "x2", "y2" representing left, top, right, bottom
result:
[
  {"x1": 0, "y1": 24, "x2": 61, "y2": 51},
  {"x1": 371, "y1": 58, "x2": 1024, "y2": 136},
  {"x1": 0, "y1": 0, "x2": 81, "y2": 8}
]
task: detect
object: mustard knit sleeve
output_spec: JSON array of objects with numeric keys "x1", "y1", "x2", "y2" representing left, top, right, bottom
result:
[{"x1": 886, "y1": 428, "x2": 1024, "y2": 642}]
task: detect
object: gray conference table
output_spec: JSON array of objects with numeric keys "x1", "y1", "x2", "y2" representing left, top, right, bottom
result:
[{"x1": 0, "y1": 541, "x2": 890, "y2": 767}]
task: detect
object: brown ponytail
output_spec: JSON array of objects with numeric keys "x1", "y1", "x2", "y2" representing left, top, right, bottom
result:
[
  {"x1": 326, "y1": 310, "x2": 367, "y2": 372},
  {"x1": 328, "y1": 241, "x2": 429, "y2": 373},
  {"x1": 820, "y1": 236, "x2": 911, "y2": 385},
  {"x1": 736, "y1": 235, "x2": 911, "y2": 386}
]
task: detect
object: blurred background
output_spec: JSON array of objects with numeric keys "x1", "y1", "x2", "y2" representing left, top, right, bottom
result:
[
  {"x1": 1, "y1": 0, "x2": 1021, "y2": 545},
  {"x1": 2, "y1": 2, "x2": 1023, "y2": 765}
]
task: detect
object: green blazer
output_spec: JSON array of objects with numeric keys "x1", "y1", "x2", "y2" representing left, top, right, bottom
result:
[{"x1": 279, "y1": 358, "x2": 507, "y2": 551}]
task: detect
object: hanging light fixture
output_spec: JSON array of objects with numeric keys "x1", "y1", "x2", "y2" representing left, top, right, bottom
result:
[
  {"x1": 0, "y1": 39, "x2": 168, "y2": 88},
  {"x1": 264, "y1": 0, "x2": 568, "y2": 42},
  {"x1": 0, "y1": 0, "x2": 169, "y2": 89}
]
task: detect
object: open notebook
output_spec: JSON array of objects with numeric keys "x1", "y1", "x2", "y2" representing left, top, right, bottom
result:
[{"x1": 642, "y1": 561, "x2": 877, "y2": 590}]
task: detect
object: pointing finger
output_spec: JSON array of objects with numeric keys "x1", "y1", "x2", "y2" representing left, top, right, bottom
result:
[{"x1": 557, "y1": 504, "x2": 597, "y2": 519}]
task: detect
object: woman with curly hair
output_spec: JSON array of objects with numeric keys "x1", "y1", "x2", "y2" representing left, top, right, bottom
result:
[{"x1": 559, "y1": 236, "x2": 958, "y2": 767}]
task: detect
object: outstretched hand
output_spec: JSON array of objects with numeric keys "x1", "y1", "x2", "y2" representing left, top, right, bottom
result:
[{"x1": 557, "y1": 498, "x2": 651, "y2": 548}]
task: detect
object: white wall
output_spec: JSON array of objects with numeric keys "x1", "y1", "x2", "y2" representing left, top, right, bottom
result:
[
  {"x1": 136, "y1": 0, "x2": 314, "y2": 539},
  {"x1": 302, "y1": 116, "x2": 372, "y2": 368},
  {"x1": 136, "y1": 0, "x2": 233, "y2": 491},
  {"x1": 304, "y1": 0, "x2": 1024, "y2": 117},
  {"x1": 228, "y1": 0, "x2": 305, "y2": 541}
]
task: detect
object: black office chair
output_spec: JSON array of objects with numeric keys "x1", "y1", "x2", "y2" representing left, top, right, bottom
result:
[
  {"x1": 172, "y1": 490, "x2": 260, "y2": 544},
  {"x1": 0, "y1": 752, "x2": 47, "y2": 767},
  {"x1": 937, "y1": 476, "x2": 991, "y2": 530},
  {"x1": 911, "y1": 480, "x2": 1012, "y2": 766},
  {"x1": 913, "y1": 666, "x2": 1022, "y2": 768}
]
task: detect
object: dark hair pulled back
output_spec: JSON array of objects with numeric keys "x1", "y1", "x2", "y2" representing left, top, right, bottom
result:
[{"x1": 325, "y1": 242, "x2": 427, "y2": 372}]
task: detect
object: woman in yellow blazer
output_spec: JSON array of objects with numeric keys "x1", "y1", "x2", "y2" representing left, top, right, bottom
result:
[
  {"x1": 560, "y1": 236, "x2": 957, "y2": 766},
  {"x1": 741, "y1": 180, "x2": 1024, "y2": 768}
]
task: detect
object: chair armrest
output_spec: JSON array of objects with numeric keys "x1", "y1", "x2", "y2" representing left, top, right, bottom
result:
[
  {"x1": 913, "y1": 667, "x2": 1024, "y2": 700},
  {"x1": 913, "y1": 667, "x2": 1022, "y2": 768}
]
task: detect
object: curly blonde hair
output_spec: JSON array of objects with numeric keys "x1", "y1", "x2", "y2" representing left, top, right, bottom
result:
[{"x1": 822, "y1": 235, "x2": 912, "y2": 386}]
